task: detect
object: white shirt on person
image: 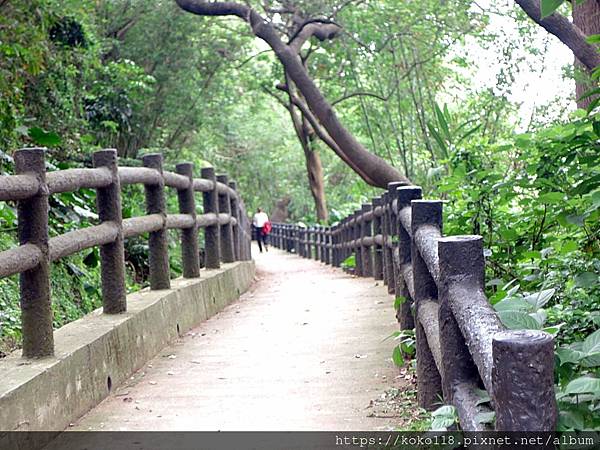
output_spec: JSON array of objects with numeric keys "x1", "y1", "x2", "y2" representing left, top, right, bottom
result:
[{"x1": 253, "y1": 212, "x2": 269, "y2": 228}]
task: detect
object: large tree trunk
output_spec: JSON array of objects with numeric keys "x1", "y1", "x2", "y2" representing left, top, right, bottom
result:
[
  {"x1": 304, "y1": 144, "x2": 328, "y2": 222},
  {"x1": 174, "y1": 0, "x2": 410, "y2": 188},
  {"x1": 280, "y1": 73, "x2": 329, "y2": 222},
  {"x1": 573, "y1": 0, "x2": 600, "y2": 109}
]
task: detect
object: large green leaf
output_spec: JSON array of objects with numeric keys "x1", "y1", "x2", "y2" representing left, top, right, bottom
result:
[
  {"x1": 494, "y1": 297, "x2": 534, "y2": 313},
  {"x1": 394, "y1": 295, "x2": 407, "y2": 310},
  {"x1": 574, "y1": 272, "x2": 598, "y2": 288},
  {"x1": 581, "y1": 353, "x2": 600, "y2": 368},
  {"x1": 497, "y1": 311, "x2": 541, "y2": 330},
  {"x1": 28, "y1": 127, "x2": 62, "y2": 147},
  {"x1": 476, "y1": 411, "x2": 495, "y2": 424},
  {"x1": 434, "y1": 103, "x2": 451, "y2": 142},
  {"x1": 556, "y1": 347, "x2": 584, "y2": 365},
  {"x1": 522, "y1": 288, "x2": 555, "y2": 309},
  {"x1": 558, "y1": 410, "x2": 585, "y2": 431},
  {"x1": 392, "y1": 345, "x2": 404, "y2": 367},
  {"x1": 431, "y1": 405, "x2": 457, "y2": 430},
  {"x1": 540, "y1": 0, "x2": 563, "y2": 18},
  {"x1": 564, "y1": 377, "x2": 600, "y2": 395},
  {"x1": 538, "y1": 192, "x2": 564, "y2": 203},
  {"x1": 582, "y1": 329, "x2": 600, "y2": 354}
]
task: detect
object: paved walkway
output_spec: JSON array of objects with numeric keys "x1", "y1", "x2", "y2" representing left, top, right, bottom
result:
[{"x1": 71, "y1": 245, "x2": 403, "y2": 431}]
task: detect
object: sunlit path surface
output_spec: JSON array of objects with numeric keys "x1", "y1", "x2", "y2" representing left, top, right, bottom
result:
[{"x1": 70, "y1": 245, "x2": 402, "y2": 431}]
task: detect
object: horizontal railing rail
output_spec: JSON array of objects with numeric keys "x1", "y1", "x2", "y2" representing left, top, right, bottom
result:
[
  {"x1": 0, "y1": 148, "x2": 252, "y2": 359},
  {"x1": 270, "y1": 182, "x2": 556, "y2": 432}
]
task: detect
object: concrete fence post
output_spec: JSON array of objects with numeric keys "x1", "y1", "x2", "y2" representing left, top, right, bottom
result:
[
  {"x1": 201, "y1": 167, "x2": 220, "y2": 269},
  {"x1": 343, "y1": 218, "x2": 350, "y2": 270},
  {"x1": 331, "y1": 225, "x2": 337, "y2": 266},
  {"x1": 317, "y1": 225, "x2": 321, "y2": 260},
  {"x1": 372, "y1": 197, "x2": 384, "y2": 280},
  {"x1": 324, "y1": 227, "x2": 330, "y2": 264},
  {"x1": 93, "y1": 149, "x2": 127, "y2": 314},
  {"x1": 229, "y1": 181, "x2": 240, "y2": 261},
  {"x1": 323, "y1": 226, "x2": 328, "y2": 263},
  {"x1": 313, "y1": 226, "x2": 317, "y2": 259},
  {"x1": 382, "y1": 192, "x2": 394, "y2": 292},
  {"x1": 345, "y1": 218, "x2": 351, "y2": 265},
  {"x1": 278, "y1": 225, "x2": 283, "y2": 250},
  {"x1": 492, "y1": 330, "x2": 557, "y2": 431},
  {"x1": 304, "y1": 226, "x2": 310, "y2": 258},
  {"x1": 283, "y1": 225, "x2": 289, "y2": 252},
  {"x1": 325, "y1": 227, "x2": 331, "y2": 264},
  {"x1": 387, "y1": 182, "x2": 405, "y2": 293},
  {"x1": 411, "y1": 199, "x2": 443, "y2": 409},
  {"x1": 216, "y1": 175, "x2": 235, "y2": 263},
  {"x1": 393, "y1": 186, "x2": 421, "y2": 330},
  {"x1": 143, "y1": 153, "x2": 170, "y2": 290},
  {"x1": 15, "y1": 148, "x2": 53, "y2": 358},
  {"x1": 437, "y1": 236, "x2": 482, "y2": 404},
  {"x1": 300, "y1": 227, "x2": 308, "y2": 258},
  {"x1": 315, "y1": 226, "x2": 321, "y2": 261},
  {"x1": 176, "y1": 162, "x2": 200, "y2": 278},
  {"x1": 361, "y1": 203, "x2": 373, "y2": 277},
  {"x1": 353, "y1": 211, "x2": 363, "y2": 276}
]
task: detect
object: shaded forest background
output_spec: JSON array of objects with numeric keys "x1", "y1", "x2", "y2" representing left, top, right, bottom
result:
[{"x1": 0, "y1": 0, "x2": 599, "y2": 430}]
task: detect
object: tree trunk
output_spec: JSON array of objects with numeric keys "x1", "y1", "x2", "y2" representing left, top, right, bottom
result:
[
  {"x1": 573, "y1": 0, "x2": 600, "y2": 109},
  {"x1": 303, "y1": 144, "x2": 328, "y2": 222}
]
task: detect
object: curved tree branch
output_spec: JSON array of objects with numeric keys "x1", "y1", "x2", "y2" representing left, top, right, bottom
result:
[
  {"x1": 175, "y1": 0, "x2": 409, "y2": 187},
  {"x1": 276, "y1": 82, "x2": 378, "y2": 185},
  {"x1": 515, "y1": 0, "x2": 600, "y2": 71},
  {"x1": 288, "y1": 18, "x2": 342, "y2": 52}
]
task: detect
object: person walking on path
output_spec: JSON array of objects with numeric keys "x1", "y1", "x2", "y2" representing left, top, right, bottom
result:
[{"x1": 252, "y1": 208, "x2": 270, "y2": 253}]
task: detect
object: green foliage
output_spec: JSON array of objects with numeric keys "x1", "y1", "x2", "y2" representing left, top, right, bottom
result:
[
  {"x1": 430, "y1": 405, "x2": 459, "y2": 431},
  {"x1": 340, "y1": 254, "x2": 356, "y2": 270},
  {"x1": 540, "y1": 0, "x2": 564, "y2": 18},
  {"x1": 385, "y1": 329, "x2": 416, "y2": 367}
]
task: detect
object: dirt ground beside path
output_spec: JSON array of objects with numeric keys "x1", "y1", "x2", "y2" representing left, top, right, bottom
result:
[{"x1": 70, "y1": 245, "x2": 416, "y2": 431}]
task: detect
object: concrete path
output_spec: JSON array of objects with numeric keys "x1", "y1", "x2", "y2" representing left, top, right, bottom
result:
[{"x1": 70, "y1": 245, "x2": 404, "y2": 431}]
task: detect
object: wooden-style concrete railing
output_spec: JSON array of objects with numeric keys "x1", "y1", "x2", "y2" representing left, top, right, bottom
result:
[
  {"x1": 0, "y1": 148, "x2": 252, "y2": 359},
  {"x1": 271, "y1": 182, "x2": 557, "y2": 432}
]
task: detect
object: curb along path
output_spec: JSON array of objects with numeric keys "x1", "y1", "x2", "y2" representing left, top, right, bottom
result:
[{"x1": 71, "y1": 245, "x2": 406, "y2": 430}]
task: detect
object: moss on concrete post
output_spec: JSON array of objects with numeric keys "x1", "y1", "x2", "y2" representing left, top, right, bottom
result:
[
  {"x1": 228, "y1": 181, "x2": 240, "y2": 261},
  {"x1": 372, "y1": 197, "x2": 384, "y2": 280},
  {"x1": 353, "y1": 211, "x2": 363, "y2": 276},
  {"x1": 15, "y1": 148, "x2": 53, "y2": 358},
  {"x1": 143, "y1": 154, "x2": 170, "y2": 290},
  {"x1": 411, "y1": 199, "x2": 443, "y2": 410},
  {"x1": 360, "y1": 204, "x2": 373, "y2": 277},
  {"x1": 93, "y1": 149, "x2": 127, "y2": 314},
  {"x1": 493, "y1": 330, "x2": 556, "y2": 431},
  {"x1": 394, "y1": 186, "x2": 421, "y2": 330},
  {"x1": 437, "y1": 236, "x2": 481, "y2": 404},
  {"x1": 176, "y1": 162, "x2": 200, "y2": 278},
  {"x1": 217, "y1": 175, "x2": 235, "y2": 263},
  {"x1": 201, "y1": 167, "x2": 220, "y2": 269},
  {"x1": 382, "y1": 192, "x2": 394, "y2": 292}
]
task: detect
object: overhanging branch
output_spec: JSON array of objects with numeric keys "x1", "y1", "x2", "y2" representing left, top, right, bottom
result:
[{"x1": 515, "y1": 0, "x2": 600, "y2": 71}]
